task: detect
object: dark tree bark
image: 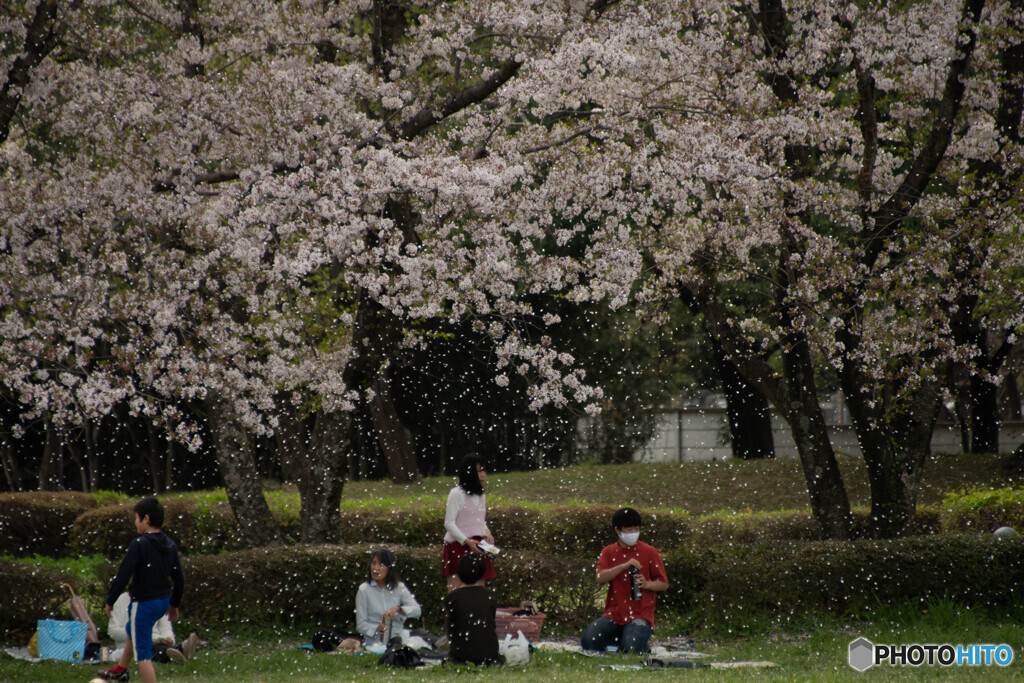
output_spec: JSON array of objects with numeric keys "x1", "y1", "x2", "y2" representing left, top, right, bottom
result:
[
  {"x1": 751, "y1": 0, "x2": 850, "y2": 536},
  {"x1": 205, "y1": 394, "x2": 285, "y2": 547},
  {"x1": 710, "y1": 335, "x2": 775, "y2": 459},
  {"x1": 970, "y1": 370, "x2": 1001, "y2": 453},
  {"x1": 37, "y1": 418, "x2": 63, "y2": 491},
  {"x1": 0, "y1": 0, "x2": 65, "y2": 144},
  {"x1": 0, "y1": 409, "x2": 23, "y2": 491},
  {"x1": 277, "y1": 402, "x2": 349, "y2": 543},
  {"x1": 370, "y1": 375, "x2": 420, "y2": 484}
]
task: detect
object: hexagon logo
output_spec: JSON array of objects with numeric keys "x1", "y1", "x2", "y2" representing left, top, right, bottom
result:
[{"x1": 849, "y1": 637, "x2": 875, "y2": 672}]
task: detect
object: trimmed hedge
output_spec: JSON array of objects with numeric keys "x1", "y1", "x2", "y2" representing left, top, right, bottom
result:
[
  {"x1": 5, "y1": 535, "x2": 1022, "y2": 642},
  {"x1": 70, "y1": 499, "x2": 256, "y2": 559},
  {"x1": 337, "y1": 506, "x2": 443, "y2": 547},
  {"x1": 0, "y1": 490, "x2": 999, "y2": 561},
  {"x1": 940, "y1": 487, "x2": 1024, "y2": 533},
  {"x1": 67, "y1": 499, "x2": 695, "y2": 558},
  {"x1": 689, "y1": 507, "x2": 942, "y2": 545},
  {"x1": 180, "y1": 544, "x2": 597, "y2": 634},
  {"x1": 661, "y1": 534, "x2": 1024, "y2": 620},
  {"x1": 0, "y1": 545, "x2": 597, "y2": 639},
  {"x1": 0, "y1": 562, "x2": 78, "y2": 637},
  {"x1": 0, "y1": 491, "x2": 99, "y2": 557}
]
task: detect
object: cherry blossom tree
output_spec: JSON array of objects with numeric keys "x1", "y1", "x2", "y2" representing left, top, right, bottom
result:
[
  {"x1": 3, "y1": 0, "x2": 1021, "y2": 546},
  {"x1": 493, "y1": 0, "x2": 1023, "y2": 537},
  {"x1": 441, "y1": 0, "x2": 1020, "y2": 538},
  {"x1": 1, "y1": 0, "x2": 616, "y2": 545}
]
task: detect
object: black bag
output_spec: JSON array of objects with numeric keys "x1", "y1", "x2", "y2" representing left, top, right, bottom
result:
[
  {"x1": 83, "y1": 642, "x2": 102, "y2": 662},
  {"x1": 377, "y1": 636, "x2": 423, "y2": 668},
  {"x1": 312, "y1": 627, "x2": 345, "y2": 652}
]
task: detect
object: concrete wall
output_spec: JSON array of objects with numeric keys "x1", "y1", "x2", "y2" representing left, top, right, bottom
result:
[{"x1": 636, "y1": 408, "x2": 1024, "y2": 463}]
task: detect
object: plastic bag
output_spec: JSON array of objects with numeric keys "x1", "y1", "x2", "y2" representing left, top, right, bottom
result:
[{"x1": 498, "y1": 630, "x2": 530, "y2": 665}]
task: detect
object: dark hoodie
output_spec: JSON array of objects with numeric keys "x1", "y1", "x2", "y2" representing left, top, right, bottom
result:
[{"x1": 105, "y1": 531, "x2": 185, "y2": 607}]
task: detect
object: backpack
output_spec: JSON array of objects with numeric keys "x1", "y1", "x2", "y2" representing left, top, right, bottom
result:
[
  {"x1": 311, "y1": 627, "x2": 345, "y2": 652},
  {"x1": 377, "y1": 636, "x2": 423, "y2": 668}
]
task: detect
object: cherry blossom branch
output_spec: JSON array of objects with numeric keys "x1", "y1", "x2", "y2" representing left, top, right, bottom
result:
[
  {"x1": 865, "y1": 0, "x2": 986, "y2": 267},
  {"x1": 852, "y1": 55, "x2": 877, "y2": 213},
  {"x1": 677, "y1": 282, "x2": 783, "y2": 407},
  {"x1": 397, "y1": 58, "x2": 521, "y2": 140},
  {"x1": 0, "y1": 0, "x2": 63, "y2": 144}
]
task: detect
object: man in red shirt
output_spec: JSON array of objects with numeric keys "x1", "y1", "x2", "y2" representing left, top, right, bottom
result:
[{"x1": 580, "y1": 507, "x2": 669, "y2": 654}]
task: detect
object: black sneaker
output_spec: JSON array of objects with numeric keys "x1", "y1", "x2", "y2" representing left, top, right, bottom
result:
[{"x1": 96, "y1": 666, "x2": 130, "y2": 682}]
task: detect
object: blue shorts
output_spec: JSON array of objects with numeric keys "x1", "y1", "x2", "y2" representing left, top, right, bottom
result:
[{"x1": 127, "y1": 596, "x2": 170, "y2": 661}]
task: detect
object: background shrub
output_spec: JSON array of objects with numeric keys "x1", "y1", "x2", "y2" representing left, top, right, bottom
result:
[
  {"x1": 70, "y1": 500, "x2": 293, "y2": 558},
  {"x1": 0, "y1": 492, "x2": 98, "y2": 558},
  {"x1": 5, "y1": 534, "x2": 1022, "y2": 643},
  {"x1": 693, "y1": 534, "x2": 1024, "y2": 621},
  {"x1": 0, "y1": 559, "x2": 112, "y2": 639},
  {"x1": 0, "y1": 491, "x2": 984, "y2": 563},
  {"x1": 486, "y1": 504, "x2": 546, "y2": 550},
  {"x1": 336, "y1": 506, "x2": 442, "y2": 546},
  {"x1": 940, "y1": 487, "x2": 1024, "y2": 533}
]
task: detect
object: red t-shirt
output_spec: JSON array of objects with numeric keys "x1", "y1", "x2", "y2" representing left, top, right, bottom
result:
[{"x1": 596, "y1": 540, "x2": 667, "y2": 627}]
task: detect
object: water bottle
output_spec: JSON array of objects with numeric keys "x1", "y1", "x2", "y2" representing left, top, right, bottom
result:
[{"x1": 629, "y1": 566, "x2": 642, "y2": 601}]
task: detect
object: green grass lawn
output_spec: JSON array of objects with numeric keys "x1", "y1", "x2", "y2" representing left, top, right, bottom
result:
[
  {"x1": 338, "y1": 451, "x2": 1016, "y2": 514},
  {"x1": 130, "y1": 450, "x2": 1018, "y2": 518},
  {"x1": 4, "y1": 612, "x2": 1022, "y2": 682}
]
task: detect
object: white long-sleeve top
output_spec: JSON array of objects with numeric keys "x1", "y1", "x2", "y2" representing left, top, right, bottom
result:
[
  {"x1": 354, "y1": 580, "x2": 422, "y2": 646},
  {"x1": 108, "y1": 592, "x2": 175, "y2": 647},
  {"x1": 443, "y1": 486, "x2": 488, "y2": 544}
]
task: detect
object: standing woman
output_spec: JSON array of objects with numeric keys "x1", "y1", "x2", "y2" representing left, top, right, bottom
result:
[
  {"x1": 442, "y1": 454, "x2": 497, "y2": 592},
  {"x1": 355, "y1": 548, "x2": 422, "y2": 647}
]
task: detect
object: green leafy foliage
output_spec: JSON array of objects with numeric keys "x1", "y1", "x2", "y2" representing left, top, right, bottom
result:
[{"x1": 941, "y1": 487, "x2": 1024, "y2": 532}]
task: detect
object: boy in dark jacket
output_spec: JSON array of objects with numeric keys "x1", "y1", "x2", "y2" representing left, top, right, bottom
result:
[
  {"x1": 97, "y1": 497, "x2": 185, "y2": 683},
  {"x1": 442, "y1": 553, "x2": 504, "y2": 666}
]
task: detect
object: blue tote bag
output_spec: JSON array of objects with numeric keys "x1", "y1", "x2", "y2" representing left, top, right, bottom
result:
[{"x1": 37, "y1": 619, "x2": 88, "y2": 662}]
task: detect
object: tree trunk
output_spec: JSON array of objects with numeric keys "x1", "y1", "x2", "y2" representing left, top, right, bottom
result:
[
  {"x1": 37, "y1": 418, "x2": 63, "y2": 491},
  {"x1": 164, "y1": 432, "x2": 175, "y2": 493},
  {"x1": 370, "y1": 375, "x2": 420, "y2": 484},
  {"x1": 146, "y1": 421, "x2": 165, "y2": 493},
  {"x1": 206, "y1": 394, "x2": 285, "y2": 547},
  {"x1": 65, "y1": 429, "x2": 89, "y2": 493},
  {"x1": 85, "y1": 420, "x2": 100, "y2": 493},
  {"x1": 711, "y1": 335, "x2": 775, "y2": 459},
  {"x1": 847, "y1": 380, "x2": 941, "y2": 538},
  {"x1": 277, "y1": 401, "x2": 349, "y2": 544},
  {"x1": 0, "y1": 431, "x2": 22, "y2": 491},
  {"x1": 1004, "y1": 369, "x2": 1022, "y2": 421},
  {"x1": 684, "y1": 284, "x2": 851, "y2": 539},
  {"x1": 778, "y1": 330, "x2": 853, "y2": 539},
  {"x1": 969, "y1": 371, "x2": 1000, "y2": 454}
]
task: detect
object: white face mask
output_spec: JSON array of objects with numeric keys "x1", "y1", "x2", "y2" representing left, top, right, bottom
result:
[{"x1": 619, "y1": 531, "x2": 640, "y2": 547}]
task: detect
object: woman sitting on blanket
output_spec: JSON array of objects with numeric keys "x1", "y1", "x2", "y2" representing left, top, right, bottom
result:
[{"x1": 354, "y1": 548, "x2": 422, "y2": 648}]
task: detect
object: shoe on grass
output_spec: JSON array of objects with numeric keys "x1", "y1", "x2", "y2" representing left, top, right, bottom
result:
[
  {"x1": 166, "y1": 647, "x2": 186, "y2": 664},
  {"x1": 96, "y1": 666, "x2": 130, "y2": 682},
  {"x1": 182, "y1": 632, "x2": 200, "y2": 659}
]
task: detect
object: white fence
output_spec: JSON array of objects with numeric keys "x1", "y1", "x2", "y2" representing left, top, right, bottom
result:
[{"x1": 637, "y1": 408, "x2": 1024, "y2": 463}]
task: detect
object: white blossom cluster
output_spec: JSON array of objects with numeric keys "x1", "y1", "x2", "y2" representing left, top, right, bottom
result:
[{"x1": 1, "y1": 0, "x2": 1021, "y2": 448}]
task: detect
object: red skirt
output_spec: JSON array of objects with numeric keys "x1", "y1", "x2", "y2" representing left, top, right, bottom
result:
[{"x1": 441, "y1": 538, "x2": 497, "y2": 579}]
